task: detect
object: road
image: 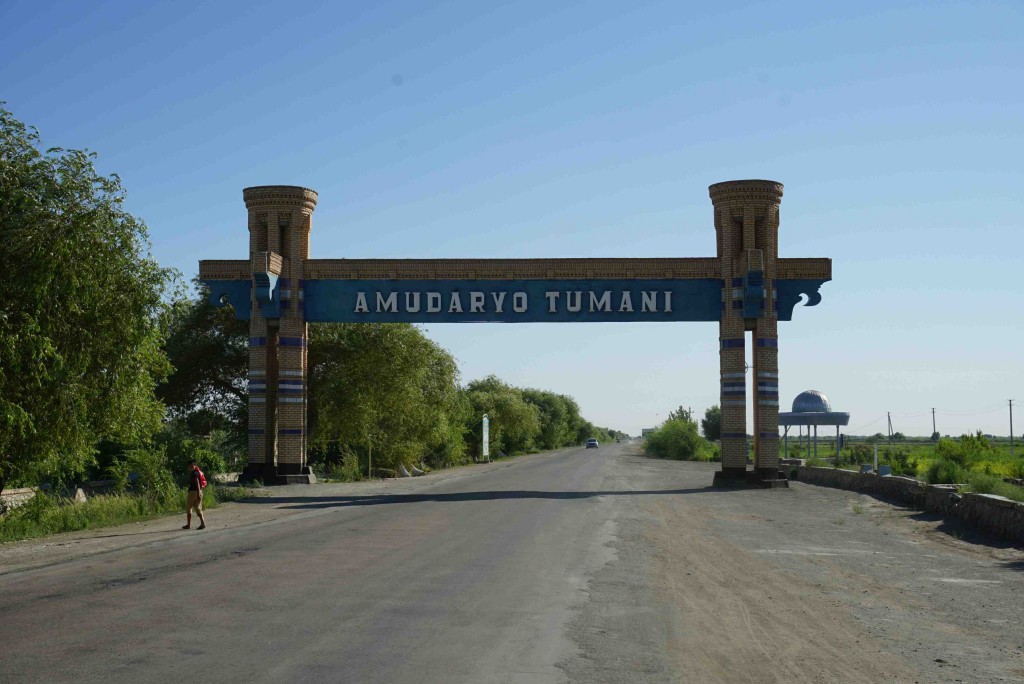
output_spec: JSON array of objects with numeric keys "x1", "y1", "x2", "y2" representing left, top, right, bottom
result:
[{"x1": 2, "y1": 443, "x2": 1023, "y2": 683}]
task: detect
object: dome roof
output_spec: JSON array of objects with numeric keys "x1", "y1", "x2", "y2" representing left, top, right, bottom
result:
[{"x1": 792, "y1": 390, "x2": 831, "y2": 413}]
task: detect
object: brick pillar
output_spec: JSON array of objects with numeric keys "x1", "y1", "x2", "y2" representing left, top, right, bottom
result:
[
  {"x1": 753, "y1": 200, "x2": 781, "y2": 479},
  {"x1": 246, "y1": 207, "x2": 272, "y2": 478},
  {"x1": 709, "y1": 180, "x2": 784, "y2": 485},
  {"x1": 242, "y1": 186, "x2": 318, "y2": 483},
  {"x1": 712, "y1": 186, "x2": 748, "y2": 481}
]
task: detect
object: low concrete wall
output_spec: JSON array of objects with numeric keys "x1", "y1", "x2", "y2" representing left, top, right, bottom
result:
[
  {"x1": 956, "y1": 493, "x2": 1024, "y2": 545},
  {"x1": 0, "y1": 487, "x2": 37, "y2": 512},
  {"x1": 794, "y1": 466, "x2": 1024, "y2": 546}
]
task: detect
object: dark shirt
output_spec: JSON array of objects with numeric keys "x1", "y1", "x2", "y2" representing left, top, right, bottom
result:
[{"x1": 188, "y1": 469, "x2": 201, "y2": 492}]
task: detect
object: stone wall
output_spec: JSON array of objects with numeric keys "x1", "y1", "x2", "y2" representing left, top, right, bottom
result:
[
  {"x1": 956, "y1": 493, "x2": 1024, "y2": 544},
  {"x1": 0, "y1": 487, "x2": 37, "y2": 512},
  {"x1": 794, "y1": 466, "x2": 1024, "y2": 546}
]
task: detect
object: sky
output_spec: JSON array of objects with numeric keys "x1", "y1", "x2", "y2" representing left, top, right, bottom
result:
[{"x1": 2, "y1": 0, "x2": 1022, "y2": 437}]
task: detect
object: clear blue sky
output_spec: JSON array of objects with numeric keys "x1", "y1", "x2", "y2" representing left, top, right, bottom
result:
[{"x1": 3, "y1": 0, "x2": 1021, "y2": 437}]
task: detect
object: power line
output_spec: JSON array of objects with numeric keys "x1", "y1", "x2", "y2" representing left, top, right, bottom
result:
[
  {"x1": 847, "y1": 415, "x2": 886, "y2": 434},
  {"x1": 936, "y1": 403, "x2": 1006, "y2": 416}
]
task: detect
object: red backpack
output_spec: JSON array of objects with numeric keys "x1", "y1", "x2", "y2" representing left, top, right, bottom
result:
[{"x1": 196, "y1": 467, "x2": 208, "y2": 489}]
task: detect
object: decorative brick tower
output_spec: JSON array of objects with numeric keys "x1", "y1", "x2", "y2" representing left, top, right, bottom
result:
[
  {"x1": 710, "y1": 180, "x2": 784, "y2": 484},
  {"x1": 242, "y1": 185, "x2": 318, "y2": 484}
]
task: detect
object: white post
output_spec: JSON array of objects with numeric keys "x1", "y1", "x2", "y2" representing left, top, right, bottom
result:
[
  {"x1": 873, "y1": 442, "x2": 878, "y2": 473},
  {"x1": 482, "y1": 414, "x2": 490, "y2": 462}
]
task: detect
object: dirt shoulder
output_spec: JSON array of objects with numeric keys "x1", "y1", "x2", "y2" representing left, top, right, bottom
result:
[{"x1": 614, "y1": 449, "x2": 1024, "y2": 683}]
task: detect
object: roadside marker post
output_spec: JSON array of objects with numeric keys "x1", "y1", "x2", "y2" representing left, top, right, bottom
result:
[{"x1": 482, "y1": 414, "x2": 490, "y2": 463}]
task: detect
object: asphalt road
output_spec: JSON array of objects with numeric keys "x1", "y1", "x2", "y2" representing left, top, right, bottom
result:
[{"x1": 2, "y1": 443, "x2": 1023, "y2": 683}]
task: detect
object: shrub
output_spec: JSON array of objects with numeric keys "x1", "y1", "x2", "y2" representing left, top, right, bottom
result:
[
  {"x1": 1011, "y1": 460, "x2": 1024, "y2": 480},
  {"x1": 326, "y1": 452, "x2": 363, "y2": 482},
  {"x1": 644, "y1": 419, "x2": 713, "y2": 461},
  {"x1": 925, "y1": 458, "x2": 967, "y2": 485},
  {"x1": 966, "y1": 472, "x2": 1000, "y2": 494},
  {"x1": 850, "y1": 444, "x2": 872, "y2": 462},
  {"x1": 934, "y1": 432, "x2": 994, "y2": 469},
  {"x1": 125, "y1": 446, "x2": 178, "y2": 502},
  {"x1": 159, "y1": 430, "x2": 226, "y2": 482},
  {"x1": 880, "y1": 447, "x2": 918, "y2": 477}
]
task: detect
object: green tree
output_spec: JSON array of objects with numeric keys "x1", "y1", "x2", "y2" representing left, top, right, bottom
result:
[
  {"x1": 522, "y1": 388, "x2": 584, "y2": 450},
  {"x1": 309, "y1": 323, "x2": 464, "y2": 474},
  {"x1": 159, "y1": 283, "x2": 248, "y2": 419},
  {"x1": 157, "y1": 281, "x2": 248, "y2": 439},
  {"x1": 0, "y1": 107, "x2": 175, "y2": 494},
  {"x1": 668, "y1": 405, "x2": 695, "y2": 424},
  {"x1": 464, "y1": 376, "x2": 540, "y2": 456},
  {"x1": 701, "y1": 405, "x2": 721, "y2": 441}
]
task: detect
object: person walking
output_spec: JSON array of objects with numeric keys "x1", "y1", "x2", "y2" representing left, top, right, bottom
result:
[{"x1": 182, "y1": 460, "x2": 207, "y2": 530}]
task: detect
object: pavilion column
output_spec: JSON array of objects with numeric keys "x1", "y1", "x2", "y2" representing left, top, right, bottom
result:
[{"x1": 242, "y1": 186, "x2": 318, "y2": 483}]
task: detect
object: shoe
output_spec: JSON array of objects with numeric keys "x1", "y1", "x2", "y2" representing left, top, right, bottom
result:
[
  {"x1": 197, "y1": 524, "x2": 206, "y2": 530},
  {"x1": 181, "y1": 525, "x2": 190, "y2": 529}
]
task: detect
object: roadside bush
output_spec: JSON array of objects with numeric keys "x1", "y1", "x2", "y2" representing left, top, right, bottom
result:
[
  {"x1": 327, "y1": 452, "x2": 363, "y2": 482},
  {"x1": 129, "y1": 447, "x2": 178, "y2": 501},
  {"x1": 881, "y1": 447, "x2": 918, "y2": 477},
  {"x1": 933, "y1": 432, "x2": 994, "y2": 470},
  {"x1": 850, "y1": 444, "x2": 872, "y2": 463},
  {"x1": 644, "y1": 419, "x2": 713, "y2": 461},
  {"x1": 966, "y1": 472, "x2": 1001, "y2": 495},
  {"x1": 924, "y1": 458, "x2": 967, "y2": 485},
  {"x1": 1010, "y1": 460, "x2": 1024, "y2": 480},
  {"x1": 158, "y1": 429, "x2": 226, "y2": 482}
]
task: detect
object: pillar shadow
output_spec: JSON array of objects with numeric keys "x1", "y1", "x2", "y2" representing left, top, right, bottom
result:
[{"x1": 243, "y1": 487, "x2": 732, "y2": 510}]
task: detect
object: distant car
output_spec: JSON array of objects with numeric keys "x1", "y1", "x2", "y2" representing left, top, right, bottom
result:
[{"x1": 586, "y1": 438, "x2": 599, "y2": 449}]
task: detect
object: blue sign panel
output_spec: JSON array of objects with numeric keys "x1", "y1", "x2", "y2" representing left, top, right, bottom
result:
[
  {"x1": 305, "y1": 279, "x2": 722, "y2": 323},
  {"x1": 202, "y1": 277, "x2": 827, "y2": 323}
]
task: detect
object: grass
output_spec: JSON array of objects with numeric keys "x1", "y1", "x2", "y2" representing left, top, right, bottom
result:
[
  {"x1": 794, "y1": 436, "x2": 1024, "y2": 503},
  {"x1": 0, "y1": 484, "x2": 259, "y2": 544},
  {"x1": 963, "y1": 473, "x2": 1024, "y2": 503}
]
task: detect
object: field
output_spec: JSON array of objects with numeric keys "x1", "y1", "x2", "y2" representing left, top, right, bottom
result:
[{"x1": 782, "y1": 434, "x2": 1024, "y2": 502}]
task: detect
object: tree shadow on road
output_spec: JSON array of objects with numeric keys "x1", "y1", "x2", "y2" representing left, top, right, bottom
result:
[{"x1": 243, "y1": 487, "x2": 734, "y2": 510}]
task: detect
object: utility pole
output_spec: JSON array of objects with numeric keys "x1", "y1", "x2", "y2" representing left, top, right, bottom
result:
[
  {"x1": 887, "y1": 412, "x2": 893, "y2": 446},
  {"x1": 931, "y1": 408, "x2": 937, "y2": 437},
  {"x1": 1010, "y1": 400, "x2": 1015, "y2": 454}
]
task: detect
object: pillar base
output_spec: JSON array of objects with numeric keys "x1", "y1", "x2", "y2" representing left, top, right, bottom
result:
[
  {"x1": 712, "y1": 467, "x2": 790, "y2": 489},
  {"x1": 712, "y1": 467, "x2": 749, "y2": 487}
]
